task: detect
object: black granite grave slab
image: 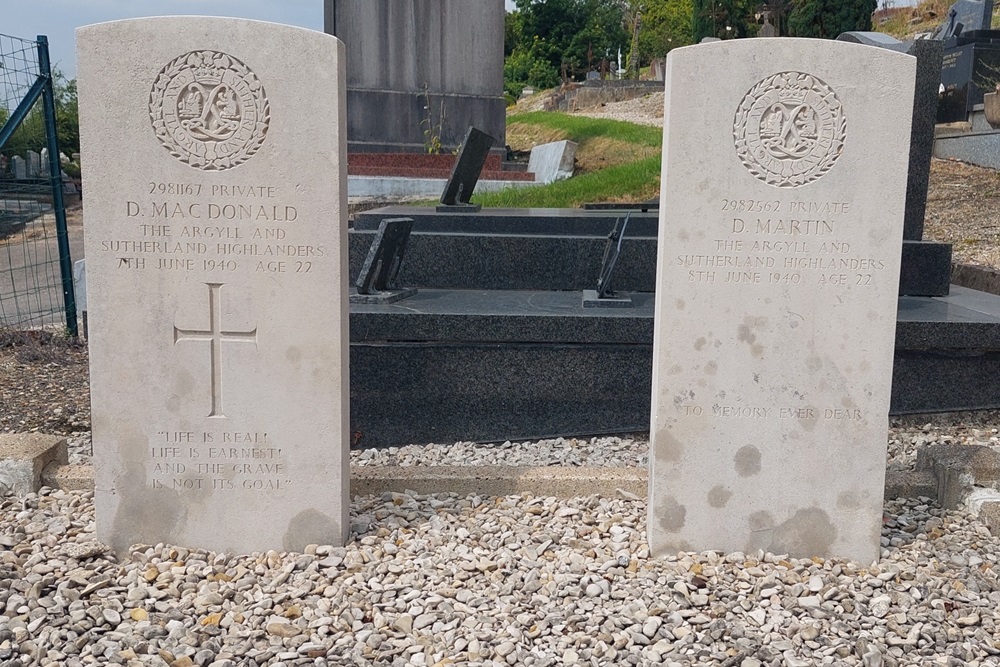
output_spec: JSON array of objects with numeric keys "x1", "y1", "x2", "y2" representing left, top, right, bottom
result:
[
  {"x1": 351, "y1": 208, "x2": 947, "y2": 296},
  {"x1": 901, "y1": 240, "x2": 953, "y2": 297},
  {"x1": 348, "y1": 286, "x2": 1000, "y2": 446}
]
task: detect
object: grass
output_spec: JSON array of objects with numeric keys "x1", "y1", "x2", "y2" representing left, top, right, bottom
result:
[{"x1": 474, "y1": 111, "x2": 663, "y2": 208}]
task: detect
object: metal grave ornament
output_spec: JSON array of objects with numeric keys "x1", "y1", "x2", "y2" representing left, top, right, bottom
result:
[
  {"x1": 733, "y1": 71, "x2": 846, "y2": 188},
  {"x1": 149, "y1": 50, "x2": 270, "y2": 171}
]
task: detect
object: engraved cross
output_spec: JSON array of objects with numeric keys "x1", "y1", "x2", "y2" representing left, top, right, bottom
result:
[{"x1": 173, "y1": 282, "x2": 257, "y2": 418}]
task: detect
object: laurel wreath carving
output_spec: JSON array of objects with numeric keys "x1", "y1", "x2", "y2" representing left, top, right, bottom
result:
[
  {"x1": 733, "y1": 71, "x2": 846, "y2": 189},
  {"x1": 149, "y1": 51, "x2": 270, "y2": 172}
]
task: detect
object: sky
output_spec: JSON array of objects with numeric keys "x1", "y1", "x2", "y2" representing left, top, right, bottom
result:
[
  {"x1": 7, "y1": 0, "x2": 919, "y2": 79},
  {"x1": 5, "y1": 1, "x2": 324, "y2": 78}
]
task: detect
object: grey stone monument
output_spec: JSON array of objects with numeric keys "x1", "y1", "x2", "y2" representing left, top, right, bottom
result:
[
  {"x1": 26, "y1": 150, "x2": 40, "y2": 178},
  {"x1": 324, "y1": 0, "x2": 506, "y2": 153},
  {"x1": 12, "y1": 156, "x2": 26, "y2": 180}
]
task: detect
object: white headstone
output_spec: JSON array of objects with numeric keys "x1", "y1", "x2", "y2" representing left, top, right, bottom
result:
[
  {"x1": 40, "y1": 147, "x2": 50, "y2": 176},
  {"x1": 649, "y1": 40, "x2": 915, "y2": 563},
  {"x1": 12, "y1": 156, "x2": 26, "y2": 180},
  {"x1": 78, "y1": 17, "x2": 350, "y2": 555},
  {"x1": 529, "y1": 140, "x2": 577, "y2": 184},
  {"x1": 26, "y1": 150, "x2": 40, "y2": 177}
]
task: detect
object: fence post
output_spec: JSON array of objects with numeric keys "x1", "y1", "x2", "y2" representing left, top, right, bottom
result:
[{"x1": 37, "y1": 35, "x2": 78, "y2": 338}]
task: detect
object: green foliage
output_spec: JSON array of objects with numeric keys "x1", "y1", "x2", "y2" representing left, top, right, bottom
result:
[
  {"x1": 788, "y1": 0, "x2": 877, "y2": 38},
  {"x1": 504, "y1": 0, "x2": 630, "y2": 95},
  {"x1": 640, "y1": 0, "x2": 695, "y2": 58},
  {"x1": 504, "y1": 48, "x2": 560, "y2": 98},
  {"x1": 692, "y1": 0, "x2": 755, "y2": 40},
  {"x1": 0, "y1": 70, "x2": 79, "y2": 156}
]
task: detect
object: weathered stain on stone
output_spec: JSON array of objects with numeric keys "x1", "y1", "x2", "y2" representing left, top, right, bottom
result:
[
  {"x1": 694, "y1": 337, "x2": 707, "y2": 351},
  {"x1": 707, "y1": 485, "x2": 732, "y2": 508},
  {"x1": 734, "y1": 445, "x2": 762, "y2": 477},
  {"x1": 658, "y1": 496, "x2": 687, "y2": 532},
  {"x1": 836, "y1": 489, "x2": 864, "y2": 510},
  {"x1": 667, "y1": 364, "x2": 683, "y2": 375},
  {"x1": 654, "y1": 430, "x2": 684, "y2": 464},
  {"x1": 676, "y1": 299, "x2": 686, "y2": 310},
  {"x1": 769, "y1": 507, "x2": 837, "y2": 558},
  {"x1": 737, "y1": 317, "x2": 766, "y2": 358},
  {"x1": 745, "y1": 510, "x2": 775, "y2": 553},
  {"x1": 284, "y1": 508, "x2": 340, "y2": 553},
  {"x1": 109, "y1": 428, "x2": 185, "y2": 556},
  {"x1": 806, "y1": 356, "x2": 822, "y2": 373},
  {"x1": 704, "y1": 361, "x2": 717, "y2": 375}
]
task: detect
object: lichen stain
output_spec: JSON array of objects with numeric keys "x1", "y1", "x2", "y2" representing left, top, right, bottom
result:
[
  {"x1": 679, "y1": 229, "x2": 690, "y2": 241},
  {"x1": 737, "y1": 317, "x2": 766, "y2": 358},
  {"x1": 284, "y1": 508, "x2": 341, "y2": 553},
  {"x1": 704, "y1": 361, "x2": 717, "y2": 375},
  {"x1": 694, "y1": 337, "x2": 707, "y2": 351},
  {"x1": 806, "y1": 356, "x2": 822, "y2": 373},
  {"x1": 707, "y1": 485, "x2": 732, "y2": 508},
  {"x1": 667, "y1": 364, "x2": 683, "y2": 375},
  {"x1": 654, "y1": 430, "x2": 684, "y2": 463},
  {"x1": 734, "y1": 445, "x2": 762, "y2": 477},
  {"x1": 768, "y1": 508, "x2": 837, "y2": 558},
  {"x1": 837, "y1": 490, "x2": 864, "y2": 509},
  {"x1": 675, "y1": 299, "x2": 686, "y2": 310},
  {"x1": 658, "y1": 496, "x2": 687, "y2": 532}
]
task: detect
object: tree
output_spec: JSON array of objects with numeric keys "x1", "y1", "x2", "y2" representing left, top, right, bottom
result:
[
  {"x1": 693, "y1": 0, "x2": 756, "y2": 40},
  {"x1": 640, "y1": 0, "x2": 695, "y2": 59},
  {"x1": 788, "y1": 0, "x2": 876, "y2": 38},
  {"x1": 504, "y1": 0, "x2": 630, "y2": 96}
]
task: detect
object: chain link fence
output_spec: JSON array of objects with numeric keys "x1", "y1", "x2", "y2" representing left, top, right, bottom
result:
[{"x1": 0, "y1": 33, "x2": 77, "y2": 336}]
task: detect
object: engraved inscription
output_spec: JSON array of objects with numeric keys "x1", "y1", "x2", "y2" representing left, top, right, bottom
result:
[
  {"x1": 173, "y1": 283, "x2": 257, "y2": 418},
  {"x1": 149, "y1": 51, "x2": 270, "y2": 171},
  {"x1": 734, "y1": 72, "x2": 846, "y2": 188}
]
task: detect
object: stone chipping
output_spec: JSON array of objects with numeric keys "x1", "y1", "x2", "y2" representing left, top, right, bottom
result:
[{"x1": 4, "y1": 485, "x2": 1000, "y2": 666}]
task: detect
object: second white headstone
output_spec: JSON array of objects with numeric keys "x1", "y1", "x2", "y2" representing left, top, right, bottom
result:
[{"x1": 649, "y1": 39, "x2": 915, "y2": 563}]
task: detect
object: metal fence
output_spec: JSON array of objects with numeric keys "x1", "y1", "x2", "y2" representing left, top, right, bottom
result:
[{"x1": 0, "y1": 33, "x2": 77, "y2": 336}]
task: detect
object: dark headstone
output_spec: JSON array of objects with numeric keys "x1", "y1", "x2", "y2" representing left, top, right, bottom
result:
[
  {"x1": 437, "y1": 127, "x2": 495, "y2": 213},
  {"x1": 931, "y1": 0, "x2": 994, "y2": 40},
  {"x1": 837, "y1": 33, "x2": 951, "y2": 294},
  {"x1": 351, "y1": 217, "x2": 417, "y2": 304}
]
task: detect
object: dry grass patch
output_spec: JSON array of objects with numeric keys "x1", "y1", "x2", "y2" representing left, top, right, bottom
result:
[
  {"x1": 925, "y1": 159, "x2": 1000, "y2": 268},
  {"x1": 575, "y1": 136, "x2": 660, "y2": 174},
  {"x1": 505, "y1": 122, "x2": 568, "y2": 152}
]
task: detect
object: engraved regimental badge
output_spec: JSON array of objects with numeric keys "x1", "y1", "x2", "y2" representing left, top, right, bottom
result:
[
  {"x1": 149, "y1": 51, "x2": 270, "y2": 171},
  {"x1": 733, "y1": 71, "x2": 846, "y2": 188}
]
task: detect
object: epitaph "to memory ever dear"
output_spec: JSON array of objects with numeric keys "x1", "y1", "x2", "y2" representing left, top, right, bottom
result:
[
  {"x1": 78, "y1": 18, "x2": 349, "y2": 554},
  {"x1": 649, "y1": 40, "x2": 915, "y2": 562}
]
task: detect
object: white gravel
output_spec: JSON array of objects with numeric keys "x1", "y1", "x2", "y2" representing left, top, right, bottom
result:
[
  {"x1": 7, "y1": 416, "x2": 1000, "y2": 666},
  {"x1": 4, "y1": 486, "x2": 1000, "y2": 666}
]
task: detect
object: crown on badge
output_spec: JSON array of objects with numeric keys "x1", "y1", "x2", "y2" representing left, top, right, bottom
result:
[
  {"x1": 780, "y1": 86, "x2": 808, "y2": 104},
  {"x1": 191, "y1": 53, "x2": 228, "y2": 83}
]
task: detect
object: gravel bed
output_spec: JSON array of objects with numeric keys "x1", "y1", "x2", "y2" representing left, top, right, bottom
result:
[{"x1": 3, "y1": 488, "x2": 1000, "y2": 666}]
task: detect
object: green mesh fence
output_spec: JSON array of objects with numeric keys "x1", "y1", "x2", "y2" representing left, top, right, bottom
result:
[{"x1": 0, "y1": 33, "x2": 77, "y2": 335}]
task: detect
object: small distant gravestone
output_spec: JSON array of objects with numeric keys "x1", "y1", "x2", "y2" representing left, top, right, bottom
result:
[
  {"x1": 26, "y1": 151, "x2": 40, "y2": 178},
  {"x1": 437, "y1": 126, "x2": 495, "y2": 213},
  {"x1": 649, "y1": 39, "x2": 915, "y2": 562},
  {"x1": 759, "y1": 18, "x2": 777, "y2": 38},
  {"x1": 583, "y1": 213, "x2": 632, "y2": 308},
  {"x1": 40, "y1": 148, "x2": 50, "y2": 177},
  {"x1": 12, "y1": 156, "x2": 26, "y2": 180},
  {"x1": 78, "y1": 17, "x2": 350, "y2": 555},
  {"x1": 352, "y1": 217, "x2": 417, "y2": 304},
  {"x1": 931, "y1": 0, "x2": 994, "y2": 39}
]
